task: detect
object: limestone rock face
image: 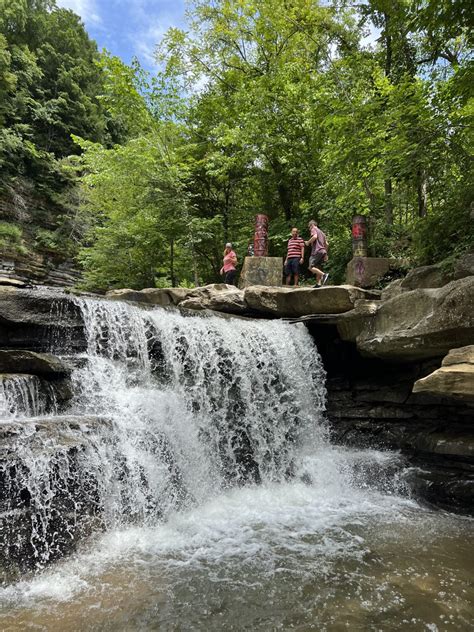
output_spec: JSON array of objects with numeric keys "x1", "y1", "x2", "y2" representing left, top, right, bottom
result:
[
  {"x1": 0, "y1": 287, "x2": 81, "y2": 327},
  {"x1": 356, "y1": 277, "x2": 474, "y2": 361},
  {"x1": 0, "y1": 276, "x2": 26, "y2": 287},
  {"x1": 413, "y1": 346, "x2": 474, "y2": 401},
  {"x1": 400, "y1": 263, "x2": 453, "y2": 290},
  {"x1": 0, "y1": 350, "x2": 71, "y2": 376},
  {"x1": 337, "y1": 300, "x2": 380, "y2": 342},
  {"x1": 238, "y1": 256, "x2": 283, "y2": 289},
  {"x1": 244, "y1": 285, "x2": 380, "y2": 317},
  {"x1": 179, "y1": 284, "x2": 247, "y2": 314},
  {"x1": 0, "y1": 287, "x2": 85, "y2": 351}
]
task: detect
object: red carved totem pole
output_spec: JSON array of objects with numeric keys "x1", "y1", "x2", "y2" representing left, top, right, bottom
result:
[
  {"x1": 351, "y1": 215, "x2": 368, "y2": 257},
  {"x1": 253, "y1": 214, "x2": 269, "y2": 257}
]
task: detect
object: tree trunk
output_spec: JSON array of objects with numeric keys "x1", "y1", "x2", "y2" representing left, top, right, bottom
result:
[
  {"x1": 170, "y1": 238, "x2": 176, "y2": 287},
  {"x1": 417, "y1": 169, "x2": 428, "y2": 218},
  {"x1": 384, "y1": 178, "x2": 393, "y2": 225}
]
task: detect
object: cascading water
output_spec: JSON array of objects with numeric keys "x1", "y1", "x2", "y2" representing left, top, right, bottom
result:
[{"x1": 1, "y1": 297, "x2": 473, "y2": 630}]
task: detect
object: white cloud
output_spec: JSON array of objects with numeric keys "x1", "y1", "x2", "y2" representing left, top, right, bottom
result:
[
  {"x1": 123, "y1": 0, "x2": 185, "y2": 67},
  {"x1": 56, "y1": 0, "x2": 102, "y2": 26}
]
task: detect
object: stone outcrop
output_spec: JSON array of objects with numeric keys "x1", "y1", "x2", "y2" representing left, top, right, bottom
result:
[
  {"x1": 413, "y1": 346, "x2": 474, "y2": 401},
  {"x1": 307, "y1": 321, "x2": 474, "y2": 515},
  {"x1": 353, "y1": 277, "x2": 474, "y2": 361},
  {"x1": 0, "y1": 287, "x2": 84, "y2": 351},
  {"x1": 244, "y1": 285, "x2": 380, "y2": 317},
  {"x1": 0, "y1": 253, "x2": 81, "y2": 287},
  {"x1": 0, "y1": 350, "x2": 71, "y2": 376}
]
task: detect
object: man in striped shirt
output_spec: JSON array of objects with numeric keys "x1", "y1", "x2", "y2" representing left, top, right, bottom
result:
[{"x1": 284, "y1": 227, "x2": 305, "y2": 286}]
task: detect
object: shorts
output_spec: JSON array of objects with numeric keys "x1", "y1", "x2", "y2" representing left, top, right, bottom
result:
[
  {"x1": 309, "y1": 252, "x2": 326, "y2": 269},
  {"x1": 225, "y1": 269, "x2": 236, "y2": 285},
  {"x1": 285, "y1": 257, "x2": 300, "y2": 275}
]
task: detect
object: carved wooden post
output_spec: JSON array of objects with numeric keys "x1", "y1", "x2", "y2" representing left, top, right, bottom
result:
[
  {"x1": 253, "y1": 214, "x2": 269, "y2": 257},
  {"x1": 352, "y1": 215, "x2": 368, "y2": 257}
]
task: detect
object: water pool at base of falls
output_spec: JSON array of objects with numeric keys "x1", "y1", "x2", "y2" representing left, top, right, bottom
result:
[
  {"x1": 1, "y1": 476, "x2": 473, "y2": 631},
  {"x1": 0, "y1": 297, "x2": 473, "y2": 630}
]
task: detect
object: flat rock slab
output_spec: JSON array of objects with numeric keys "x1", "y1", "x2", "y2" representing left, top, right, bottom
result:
[
  {"x1": 0, "y1": 350, "x2": 71, "y2": 376},
  {"x1": 0, "y1": 276, "x2": 26, "y2": 287},
  {"x1": 413, "y1": 346, "x2": 474, "y2": 401},
  {"x1": 106, "y1": 287, "x2": 193, "y2": 306},
  {"x1": 244, "y1": 285, "x2": 380, "y2": 317}
]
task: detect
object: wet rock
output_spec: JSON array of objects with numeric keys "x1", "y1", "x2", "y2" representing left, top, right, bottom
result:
[
  {"x1": 413, "y1": 346, "x2": 474, "y2": 401},
  {"x1": 0, "y1": 415, "x2": 111, "y2": 580},
  {"x1": 0, "y1": 350, "x2": 71, "y2": 376},
  {"x1": 0, "y1": 287, "x2": 85, "y2": 351}
]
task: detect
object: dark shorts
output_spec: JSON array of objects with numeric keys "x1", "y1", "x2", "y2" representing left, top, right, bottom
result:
[
  {"x1": 309, "y1": 252, "x2": 326, "y2": 269},
  {"x1": 285, "y1": 257, "x2": 300, "y2": 275},
  {"x1": 225, "y1": 269, "x2": 236, "y2": 285}
]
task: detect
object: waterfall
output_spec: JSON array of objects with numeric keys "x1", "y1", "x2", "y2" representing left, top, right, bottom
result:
[
  {"x1": 0, "y1": 375, "x2": 56, "y2": 419},
  {"x1": 1, "y1": 297, "x2": 329, "y2": 572}
]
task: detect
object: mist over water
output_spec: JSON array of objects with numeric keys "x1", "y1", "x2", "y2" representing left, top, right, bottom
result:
[{"x1": 1, "y1": 297, "x2": 473, "y2": 630}]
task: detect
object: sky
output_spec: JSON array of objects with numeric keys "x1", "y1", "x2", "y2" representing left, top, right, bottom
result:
[
  {"x1": 56, "y1": 0, "x2": 186, "y2": 72},
  {"x1": 56, "y1": 1, "x2": 379, "y2": 75}
]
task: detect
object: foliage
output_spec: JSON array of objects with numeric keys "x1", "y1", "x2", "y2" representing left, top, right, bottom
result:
[
  {"x1": 0, "y1": 220, "x2": 27, "y2": 254},
  {"x1": 1, "y1": 0, "x2": 472, "y2": 288}
]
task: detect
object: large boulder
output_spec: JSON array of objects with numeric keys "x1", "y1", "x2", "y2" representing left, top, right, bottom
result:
[
  {"x1": 413, "y1": 346, "x2": 474, "y2": 401},
  {"x1": 400, "y1": 263, "x2": 453, "y2": 290},
  {"x1": 346, "y1": 257, "x2": 406, "y2": 288},
  {"x1": 244, "y1": 285, "x2": 380, "y2": 317},
  {"x1": 356, "y1": 277, "x2": 474, "y2": 361},
  {"x1": 179, "y1": 284, "x2": 247, "y2": 314}
]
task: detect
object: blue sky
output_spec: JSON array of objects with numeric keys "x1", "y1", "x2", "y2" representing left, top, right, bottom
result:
[{"x1": 56, "y1": 0, "x2": 186, "y2": 72}]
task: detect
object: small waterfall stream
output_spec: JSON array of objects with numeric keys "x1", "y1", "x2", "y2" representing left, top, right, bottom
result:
[{"x1": 1, "y1": 297, "x2": 472, "y2": 630}]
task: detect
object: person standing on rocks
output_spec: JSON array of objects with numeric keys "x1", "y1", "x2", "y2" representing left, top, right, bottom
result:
[
  {"x1": 220, "y1": 242, "x2": 238, "y2": 285},
  {"x1": 284, "y1": 227, "x2": 305, "y2": 286},
  {"x1": 305, "y1": 220, "x2": 329, "y2": 288}
]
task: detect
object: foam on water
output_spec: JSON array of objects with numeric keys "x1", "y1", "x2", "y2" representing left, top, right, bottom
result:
[{"x1": 1, "y1": 296, "x2": 473, "y2": 630}]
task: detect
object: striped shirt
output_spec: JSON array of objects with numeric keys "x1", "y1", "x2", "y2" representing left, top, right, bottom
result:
[{"x1": 287, "y1": 236, "x2": 305, "y2": 258}]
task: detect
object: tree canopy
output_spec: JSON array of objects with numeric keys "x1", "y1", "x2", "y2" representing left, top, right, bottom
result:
[{"x1": 1, "y1": 0, "x2": 472, "y2": 288}]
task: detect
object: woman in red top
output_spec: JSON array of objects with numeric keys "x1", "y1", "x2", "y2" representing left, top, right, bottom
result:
[{"x1": 220, "y1": 242, "x2": 238, "y2": 285}]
